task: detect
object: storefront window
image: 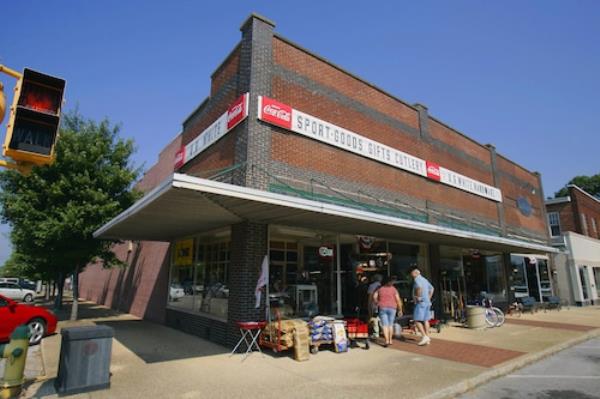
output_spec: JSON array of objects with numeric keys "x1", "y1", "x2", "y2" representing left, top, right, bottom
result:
[
  {"x1": 510, "y1": 255, "x2": 528, "y2": 298},
  {"x1": 388, "y1": 242, "x2": 426, "y2": 301},
  {"x1": 537, "y1": 259, "x2": 552, "y2": 301},
  {"x1": 485, "y1": 255, "x2": 507, "y2": 302},
  {"x1": 168, "y1": 231, "x2": 230, "y2": 319},
  {"x1": 440, "y1": 246, "x2": 507, "y2": 308},
  {"x1": 168, "y1": 238, "x2": 195, "y2": 311}
]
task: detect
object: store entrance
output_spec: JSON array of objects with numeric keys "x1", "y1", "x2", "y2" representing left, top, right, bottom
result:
[
  {"x1": 303, "y1": 245, "x2": 336, "y2": 316},
  {"x1": 526, "y1": 261, "x2": 540, "y2": 301}
]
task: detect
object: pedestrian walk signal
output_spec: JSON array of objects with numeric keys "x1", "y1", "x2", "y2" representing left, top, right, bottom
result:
[{"x1": 3, "y1": 68, "x2": 65, "y2": 165}]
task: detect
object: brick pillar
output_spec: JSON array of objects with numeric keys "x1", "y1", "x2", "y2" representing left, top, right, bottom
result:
[
  {"x1": 427, "y1": 244, "x2": 443, "y2": 320},
  {"x1": 413, "y1": 103, "x2": 430, "y2": 140},
  {"x1": 486, "y1": 144, "x2": 506, "y2": 236},
  {"x1": 227, "y1": 221, "x2": 268, "y2": 346},
  {"x1": 233, "y1": 13, "x2": 275, "y2": 190}
]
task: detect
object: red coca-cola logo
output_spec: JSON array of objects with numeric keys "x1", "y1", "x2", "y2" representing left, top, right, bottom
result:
[
  {"x1": 426, "y1": 161, "x2": 441, "y2": 181},
  {"x1": 227, "y1": 94, "x2": 247, "y2": 129},
  {"x1": 174, "y1": 147, "x2": 185, "y2": 169},
  {"x1": 260, "y1": 96, "x2": 292, "y2": 129}
]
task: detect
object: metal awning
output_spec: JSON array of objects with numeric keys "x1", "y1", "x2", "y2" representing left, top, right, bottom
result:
[{"x1": 94, "y1": 173, "x2": 558, "y2": 253}]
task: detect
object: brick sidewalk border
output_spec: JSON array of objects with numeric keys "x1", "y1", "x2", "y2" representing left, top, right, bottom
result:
[
  {"x1": 390, "y1": 335, "x2": 525, "y2": 368},
  {"x1": 505, "y1": 318, "x2": 598, "y2": 332}
]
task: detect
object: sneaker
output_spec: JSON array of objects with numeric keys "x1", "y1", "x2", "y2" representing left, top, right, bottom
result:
[{"x1": 417, "y1": 336, "x2": 431, "y2": 346}]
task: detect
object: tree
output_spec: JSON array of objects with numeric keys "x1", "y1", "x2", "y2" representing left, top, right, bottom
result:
[
  {"x1": 555, "y1": 174, "x2": 600, "y2": 198},
  {"x1": 0, "y1": 111, "x2": 141, "y2": 319}
]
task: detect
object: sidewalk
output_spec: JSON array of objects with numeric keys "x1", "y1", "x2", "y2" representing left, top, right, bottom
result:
[{"x1": 21, "y1": 302, "x2": 600, "y2": 399}]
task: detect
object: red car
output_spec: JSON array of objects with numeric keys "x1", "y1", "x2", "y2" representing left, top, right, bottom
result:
[{"x1": 0, "y1": 294, "x2": 57, "y2": 345}]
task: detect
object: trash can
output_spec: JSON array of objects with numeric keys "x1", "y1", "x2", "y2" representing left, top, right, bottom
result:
[
  {"x1": 54, "y1": 325, "x2": 114, "y2": 395},
  {"x1": 466, "y1": 306, "x2": 486, "y2": 329}
]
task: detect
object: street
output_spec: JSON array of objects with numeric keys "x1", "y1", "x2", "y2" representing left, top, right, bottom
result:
[{"x1": 460, "y1": 338, "x2": 600, "y2": 399}]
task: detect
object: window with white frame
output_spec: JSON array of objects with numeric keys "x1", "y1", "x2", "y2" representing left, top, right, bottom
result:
[
  {"x1": 580, "y1": 213, "x2": 589, "y2": 236},
  {"x1": 547, "y1": 212, "x2": 561, "y2": 237},
  {"x1": 592, "y1": 218, "x2": 598, "y2": 237}
]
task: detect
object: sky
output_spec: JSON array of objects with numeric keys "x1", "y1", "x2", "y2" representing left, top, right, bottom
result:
[{"x1": 1, "y1": 1, "x2": 599, "y2": 265}]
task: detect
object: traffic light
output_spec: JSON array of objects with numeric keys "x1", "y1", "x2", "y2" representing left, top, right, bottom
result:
[
  {"x1": 2, "y1": 68, "x2": 65, "y2": 166},
  {"x1": 0, "y1": 82, "x2": 5, "y2": 124}
]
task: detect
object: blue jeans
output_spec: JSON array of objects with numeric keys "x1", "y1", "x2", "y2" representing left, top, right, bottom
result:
[{"x1": 379, "y1": 307, "x2": 397, "y2": 327}]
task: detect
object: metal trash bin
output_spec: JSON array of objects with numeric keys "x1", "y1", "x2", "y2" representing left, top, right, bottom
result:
[
  {"x1": 466, "y1": 306, "x2": 486, "y2": 329},
  {"x1": 54, "y1": 325, "x2": 114, "y2": 395}
]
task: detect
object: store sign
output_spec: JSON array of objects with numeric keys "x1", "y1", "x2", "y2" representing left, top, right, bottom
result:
[
  {"x1": 318, "y1": 246, "x2": 334, "y2": 259},
  {"x1": 175, "y1": 93, "x2": 249, "y2": 169},
  {"x1": 257, "y1": 96, "x2": 502, "y2": 203},
  {"x1": 174, "y1": 239, "x2": 194, "y2": 266},
  {"x1": 258, "y1": 96, "x2": 427, "y2": 178}
]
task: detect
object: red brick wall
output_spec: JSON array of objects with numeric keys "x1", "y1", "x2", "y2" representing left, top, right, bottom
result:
[
  {"x1": 496, "y1": 156, "x2": 546, "y2": 235},
  {"x1": 570, "y1": 187, "x2": 600, "y2": 239},
  {"x1": 546, "y1": 201, "x2": 576, "y2": 235},
  {"x1": 271, "y1": 37, "x2": 547, "y2": 235},
  {"x1": 78, "y1": 136, "x2": 180, "y2": 322},
  {"x1": 211, "y1": 45, "x2": 240, "y2": 97}
]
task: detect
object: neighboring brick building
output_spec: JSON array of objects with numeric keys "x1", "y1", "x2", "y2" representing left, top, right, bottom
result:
[
  {"x1": 82, "y1": 14, "x2": 556, "y2": 346},
  {"x1": 546, "y1": 185, "x2": 600, "y2": 305}
]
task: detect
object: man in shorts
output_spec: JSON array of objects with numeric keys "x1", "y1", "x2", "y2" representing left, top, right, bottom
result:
[{"x1": 411, "y1": 267, "x2": 434, "y2": 346}]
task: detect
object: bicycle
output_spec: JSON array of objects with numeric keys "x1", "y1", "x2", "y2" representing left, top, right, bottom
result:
[{"x1": 481, "y1": 297, "x2": 505, "y2": 327}]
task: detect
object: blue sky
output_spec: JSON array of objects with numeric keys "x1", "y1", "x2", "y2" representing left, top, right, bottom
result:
[{"x1": 1, "y1": 1, "x2": 599, "y2": 265}]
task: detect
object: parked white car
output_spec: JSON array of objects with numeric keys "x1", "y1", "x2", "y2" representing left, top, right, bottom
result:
[
  {"x1": 169, "y1": 284, "x2": 185, "y2": 301},
  {"x1": 0, "y1": 282, "x2": 36, "y2": 303}
]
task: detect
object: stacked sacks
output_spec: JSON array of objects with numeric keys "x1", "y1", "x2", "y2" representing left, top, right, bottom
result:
[
  {"x1": 308, "y1": 316, "x2": 335, "y2": 342},
  {"x1": 262, "y1": 319, "x2": 308, "y2": 348}
]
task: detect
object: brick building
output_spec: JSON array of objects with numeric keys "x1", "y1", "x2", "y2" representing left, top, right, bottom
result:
[
  {"x1": 82, "y1": 14, "x2": 556, "y2": 345},
  {"x1": 546, "y1": 185, "x2": 600, "y2": 305}
]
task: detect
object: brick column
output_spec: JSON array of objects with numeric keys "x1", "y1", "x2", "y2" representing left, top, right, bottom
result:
[
  {"x1": 234, "y1": 13, "x2": 275, "y2": 190},
  {"x1": 486, "y1": 144, "x2": 506, "y2": 236},
  {"x1": 227, "y1": 221, "x2": 268, "y2": 346},
  {"x1": 413, "y1": 103, "x2": 430, "y2": 140}
]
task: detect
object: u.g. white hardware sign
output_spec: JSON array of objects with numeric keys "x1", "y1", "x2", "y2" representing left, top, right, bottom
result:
[
  {"x1": 175, "y1": 93, "x2": 249, "y2": 169},
  {"x1": 258, "y1": 95, "x2": 502, "y2": 202}
]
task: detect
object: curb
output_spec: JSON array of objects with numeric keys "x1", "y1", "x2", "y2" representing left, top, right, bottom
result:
[{"x1": 421, "y1": 328, "x2": 600, "y2": 399}]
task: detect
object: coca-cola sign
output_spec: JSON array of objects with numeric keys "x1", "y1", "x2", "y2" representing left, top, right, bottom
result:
[
  {"x1": 259, "y1": 96, "x2": 292, "y2": 129},
  {"x1": 227, "y1": 93, "x2": 248, "y2": 130},
  {"x1": 426, "y1": 161, "x2": 441, "y2": 181},
  {"x1": 174, "y1": 147, "x2": 185, "y2": 170}
]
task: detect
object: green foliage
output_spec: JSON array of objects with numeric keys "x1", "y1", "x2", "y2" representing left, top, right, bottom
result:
[
  {"x1": 555, "y1": 174, "x2": 600, "y2": 198},
  {"x1": 0, "y1": 111, "x2": 142, "y2": 277}
]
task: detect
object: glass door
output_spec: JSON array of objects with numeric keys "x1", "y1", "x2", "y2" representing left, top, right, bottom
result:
[
  {"x1": 525, "y1": 258, "x2": 541, "y2": 301},
  {"x1": 579, "y1": 266, "x2": 589, "y2": 301},
  {"x1": 594, "y1": 268, "x2": 600, "y2": 297}
]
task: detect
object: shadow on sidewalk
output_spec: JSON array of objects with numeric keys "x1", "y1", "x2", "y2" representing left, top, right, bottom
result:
[{"x1": 97, "y1": 319, "x2": 228, "y2": 363}]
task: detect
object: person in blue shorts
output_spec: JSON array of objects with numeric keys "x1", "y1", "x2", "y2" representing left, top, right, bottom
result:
[{"x1": 410, "y1": 266, "x2": 434, "y2": 346}]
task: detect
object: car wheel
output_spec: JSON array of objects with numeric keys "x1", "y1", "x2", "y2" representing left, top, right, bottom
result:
[
  {"x1": 23, "y1": 294, "x2": 34, "y2": 303},
  {"x1": 28, "y1": 318, "x2": 47, "y2": 345}
]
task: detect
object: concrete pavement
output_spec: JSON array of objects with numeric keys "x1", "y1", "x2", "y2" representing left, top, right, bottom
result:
[
  {"x1": 459, "y1": 338, "x2": 600, "y2": 399},
  {"x1": 18, "y1": 303, "x2": 600, "y2": 399}
]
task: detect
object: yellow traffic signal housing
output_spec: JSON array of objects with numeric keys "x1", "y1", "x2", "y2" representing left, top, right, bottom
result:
[
  {"x1": 0, "y1": 82, "x2": 5, "y2": 124},
  {"x1": 3, "y1": 68, "x2": 65, "y2": 166}
]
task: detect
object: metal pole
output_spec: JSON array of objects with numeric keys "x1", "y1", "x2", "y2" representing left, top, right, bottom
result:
[
  {"x1": 0, "y1": 65, "x2": 22, "y2": 80},
  {"x1": 336, "y1": 234, "x2": 342, "y2": 317}
]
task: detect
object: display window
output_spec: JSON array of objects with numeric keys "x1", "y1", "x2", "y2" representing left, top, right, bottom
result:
[
  {"x1": 168, "y1": 229, "x2": 230, "y2": 319},
  {"x1": 439, "y1": 246, "x2": 507, "y2": 319},
  {"x1": 268, "y1": 226, "x2": 429, "y2": 320}
]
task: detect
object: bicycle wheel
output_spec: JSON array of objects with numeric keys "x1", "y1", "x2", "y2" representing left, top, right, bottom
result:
[
  {"x1": 484, "y1": 308, "x2": 499, "y2": 327},
  {"x1": 493, "y1": 307, "x2": 505, "y2": 327}
]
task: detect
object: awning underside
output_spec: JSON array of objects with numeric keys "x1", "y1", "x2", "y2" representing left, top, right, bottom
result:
[{"x1": 95, "y1": 174, "x2": 556, "y2": 254}]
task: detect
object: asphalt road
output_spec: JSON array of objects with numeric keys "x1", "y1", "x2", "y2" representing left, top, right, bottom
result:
[{"x1": 460, "y1": 338, "x2": 600, "y2": 399}]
